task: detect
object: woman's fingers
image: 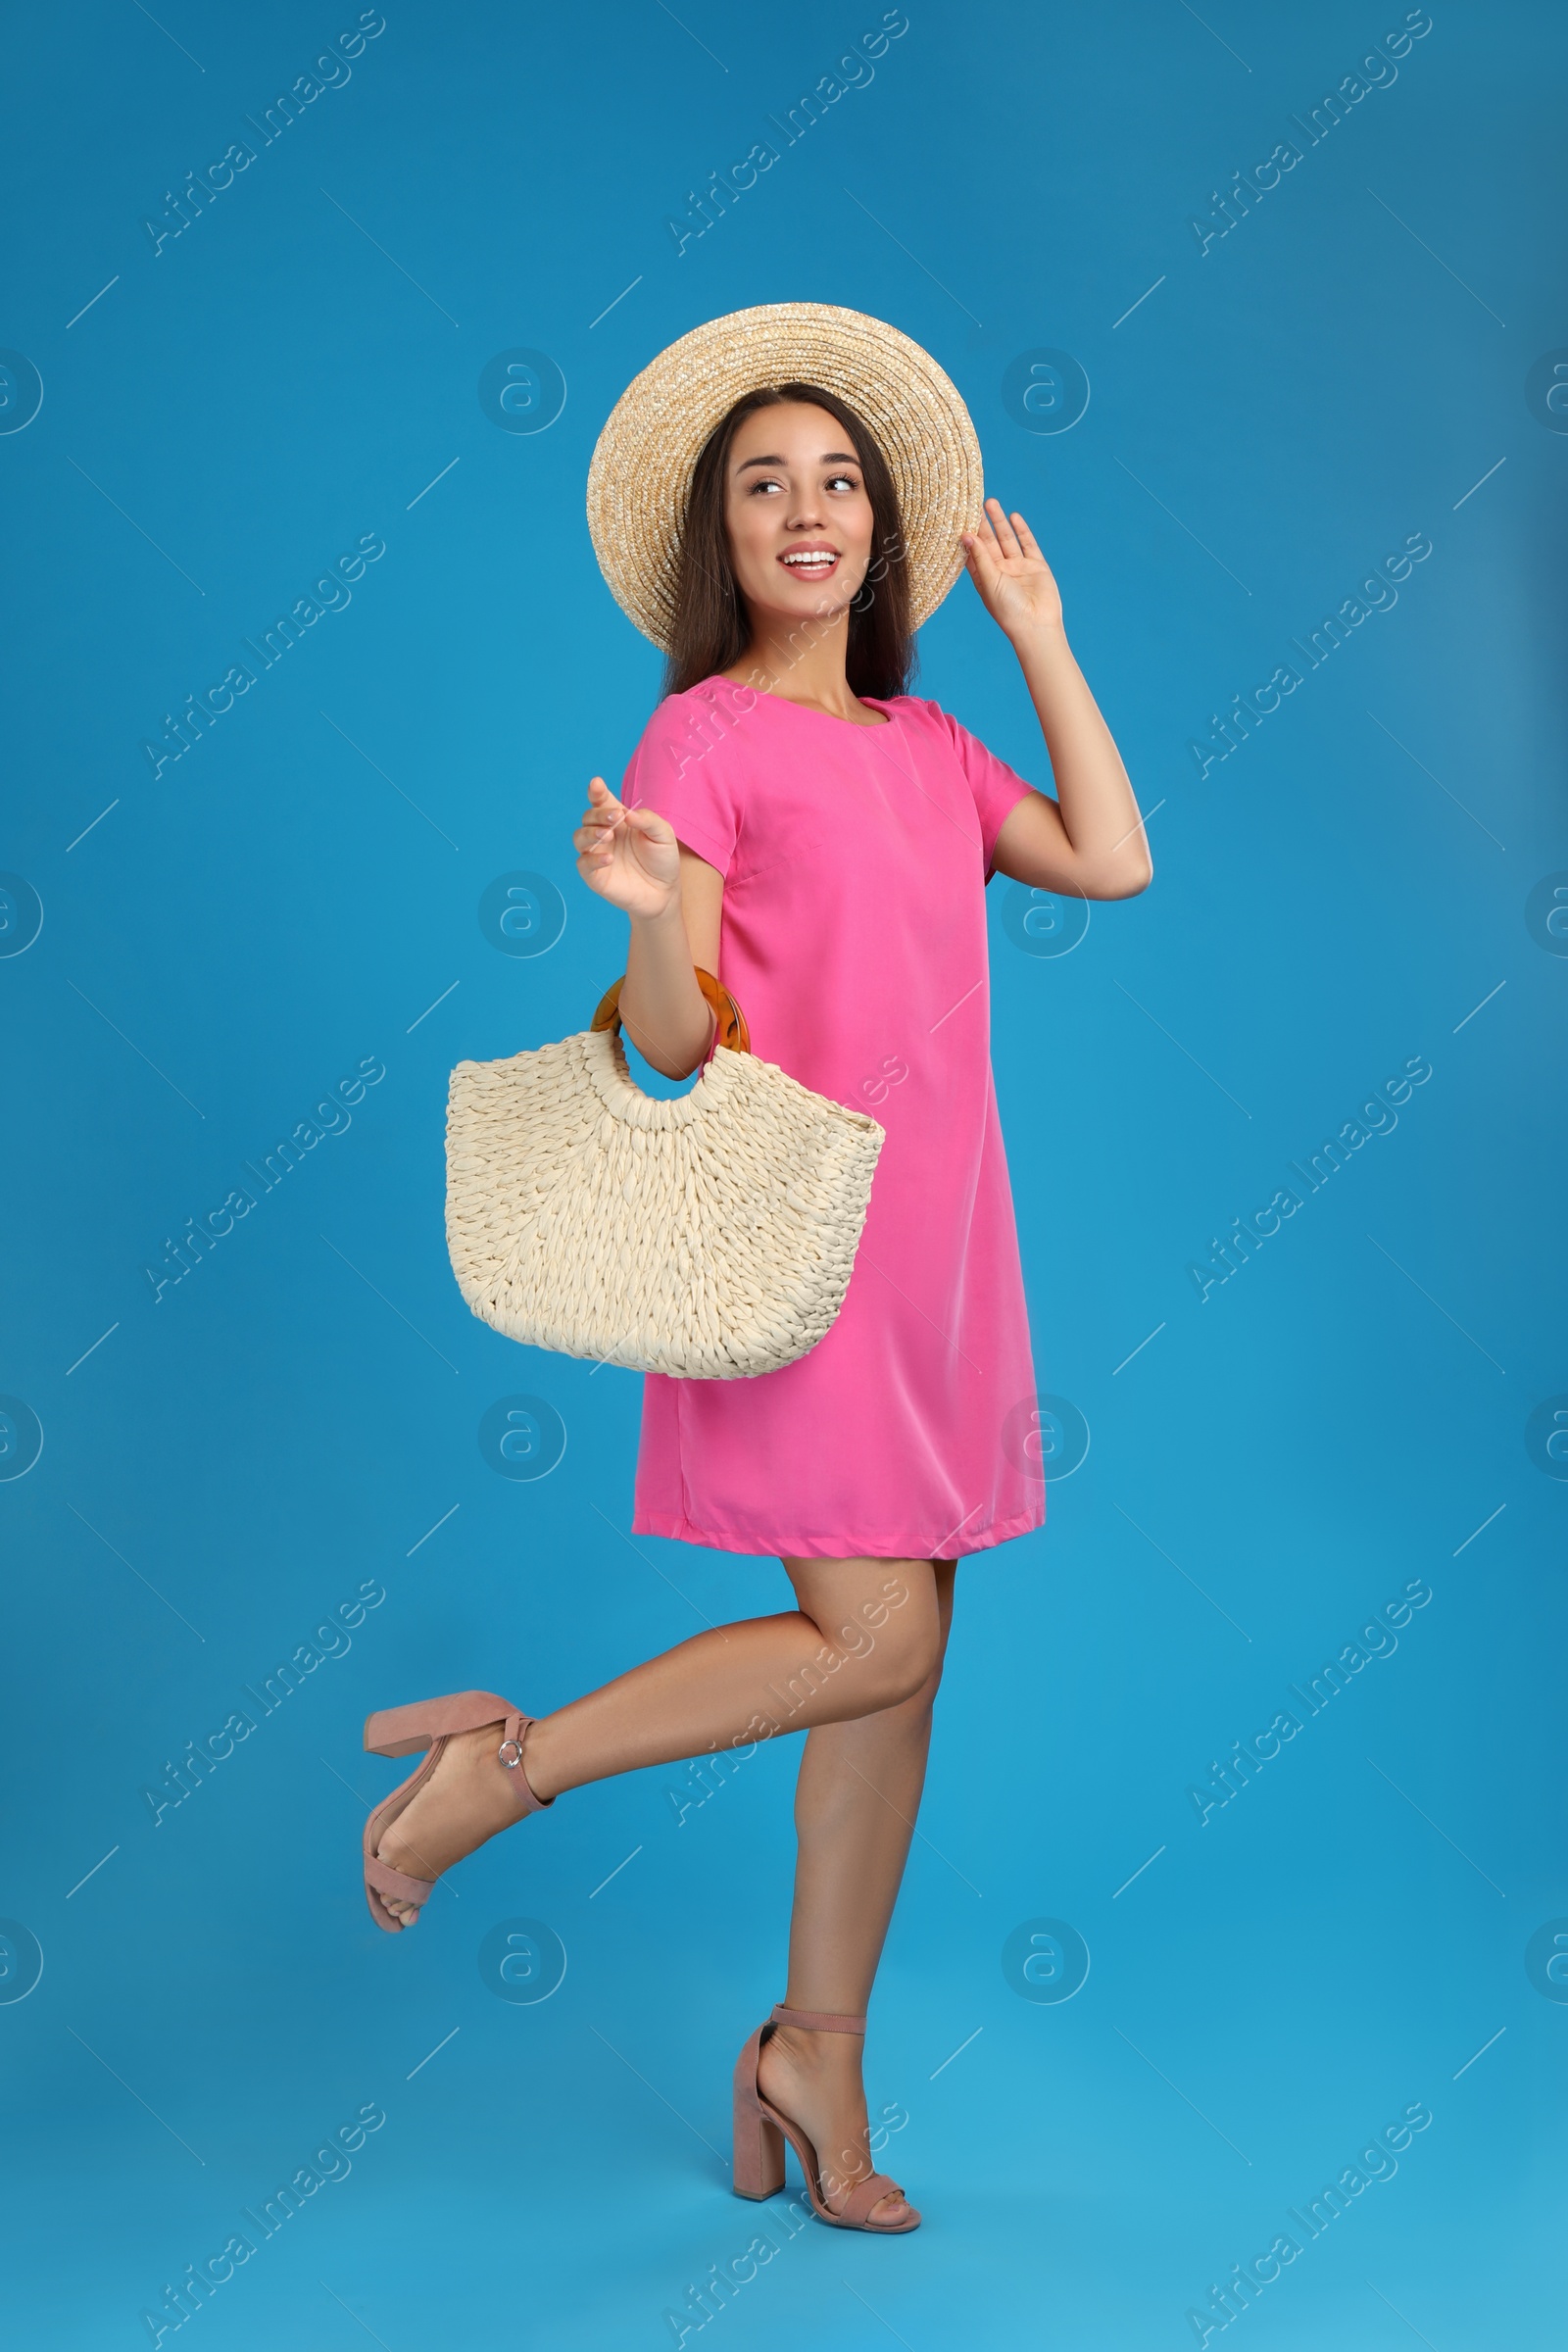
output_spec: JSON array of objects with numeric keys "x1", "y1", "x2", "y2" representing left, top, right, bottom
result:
[
  {"x1": 960, "y1": 528, "x2": 1001, "y2": 593},
  {"x1": 1008, "y1": 510, "x2": 1046, "y2": 561},
  {"x1": 985, "y1": 496, "x2": 1025, "y2": 560},
  {"x1": 575, "y1": 775, "x2": 624, "y2": 857},
  {"x1": 573, "y1": 791, "x2": 677, "y2": 889},
  {"x1": 979, "y1": 496, "x2": 1054, "y2": 569},
  {"x1": 571, "y1": 777, "x2": 678, "y2": 912}
]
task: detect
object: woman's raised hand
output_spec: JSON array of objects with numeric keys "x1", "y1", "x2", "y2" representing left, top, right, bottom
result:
[
  {"x1": 960, "y1": 497, "x2": 1064, "y2": 639},
  {"x1": 573, "y1": 776, "x2": 681, "y2": 921}
]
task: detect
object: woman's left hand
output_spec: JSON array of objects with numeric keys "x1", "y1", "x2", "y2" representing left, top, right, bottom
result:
[{"x1": 961, "y1": 498, "x2": 1064, "y2": 639}]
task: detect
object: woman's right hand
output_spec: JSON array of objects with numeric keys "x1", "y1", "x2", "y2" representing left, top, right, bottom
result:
[{"x1": 572, "y1": 776, "x2": 681, "y2": 922}]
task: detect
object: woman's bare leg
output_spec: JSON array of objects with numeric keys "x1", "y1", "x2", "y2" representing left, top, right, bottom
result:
[
  {"x1": 756, "y1": 1557, "x2": 956, "y2": 2227},
  {"x1": 372, "y1": 1555, "x2": 944, "y2": 1923}
]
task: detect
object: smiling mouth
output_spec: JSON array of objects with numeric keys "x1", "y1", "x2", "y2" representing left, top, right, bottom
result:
[{"x1": 777, "y1": 547, "x2": 841, "y2": 577}]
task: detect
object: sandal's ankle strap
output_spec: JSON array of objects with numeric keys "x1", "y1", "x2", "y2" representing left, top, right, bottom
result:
[
  {"x1": 770, "y1": 2003, "x2": 866, "y2": 2034},
  {"x1": 496, "y1": 1713, "x2": 554, "y2": 1811}
]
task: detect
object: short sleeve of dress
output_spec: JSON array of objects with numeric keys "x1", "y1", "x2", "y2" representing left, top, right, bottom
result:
[
  {"x1": 619, "y1": 686, "x2": 745, "y2": 879},
  {"x1": 917, "y1": 702, "x2": 1040, "y2": 880}
]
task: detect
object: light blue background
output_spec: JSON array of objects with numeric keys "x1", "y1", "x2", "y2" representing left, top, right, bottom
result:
[{"x1": 1, "y1": 2, "x2": 1563, "y2": 2345}]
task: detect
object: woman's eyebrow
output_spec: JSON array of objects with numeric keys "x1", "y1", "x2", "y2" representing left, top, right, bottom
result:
[{"x1": 734, "y1": 450, "x2": 860, "y2": 474}]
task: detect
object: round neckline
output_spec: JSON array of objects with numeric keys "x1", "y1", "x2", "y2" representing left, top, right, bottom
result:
[{"x1": 711, "y1": 676, "x2": 897, "y2": 731}]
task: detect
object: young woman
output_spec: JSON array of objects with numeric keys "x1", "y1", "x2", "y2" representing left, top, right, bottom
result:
[{"x1": 361, "y1": 306, "x2": 1151, "y2": 2235}]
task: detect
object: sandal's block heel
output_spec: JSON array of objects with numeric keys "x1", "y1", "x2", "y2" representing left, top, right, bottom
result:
[
  {"x1": 364, "y1": 1690, "x2": 514, "y2": 1758},
  {"x1": 732, "y1": 2102, "x2": 786, "y2": 2200},
  {"x1": 731, "y1": 2024, "x2": 787, "y2": 2199}
]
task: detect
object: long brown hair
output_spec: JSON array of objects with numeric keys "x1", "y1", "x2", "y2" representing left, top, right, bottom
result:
[{"x1": 662, "y1": 383, "x2": 914, "y2": 701}]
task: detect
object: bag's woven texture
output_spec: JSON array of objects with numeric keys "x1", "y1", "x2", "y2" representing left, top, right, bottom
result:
[{"x1": 446, "y1": 1025, "x2": 885, "y2": 1379}]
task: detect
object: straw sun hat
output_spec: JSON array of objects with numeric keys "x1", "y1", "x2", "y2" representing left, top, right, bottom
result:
[{"x1": 585, "y1": 301, "x2": 984, "y2": 651}]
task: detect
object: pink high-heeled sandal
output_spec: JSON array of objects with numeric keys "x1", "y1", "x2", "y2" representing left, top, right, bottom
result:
[
  {"x1": 732, "y1": 2004, "x2": 920, "y2": 2232},
  {"x1": 361, "y1": 1689, "x2": 553, "y2": 1933}
]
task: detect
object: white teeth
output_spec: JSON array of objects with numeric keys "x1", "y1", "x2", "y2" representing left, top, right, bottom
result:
[{"x1": 782, "y1": 552, "x2": 835, "y2": 566}]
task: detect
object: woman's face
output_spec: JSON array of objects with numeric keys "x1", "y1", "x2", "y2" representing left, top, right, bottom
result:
[{"x1": 721, "y1": 401, "x2": 876, "y2": 634}]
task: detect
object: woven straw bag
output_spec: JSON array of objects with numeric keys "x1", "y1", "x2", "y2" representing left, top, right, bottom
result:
[{"x1": 445, "y1": 969, "x2": 885, "y2": 1379}]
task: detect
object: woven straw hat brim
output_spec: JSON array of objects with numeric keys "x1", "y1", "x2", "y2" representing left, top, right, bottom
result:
[{"x1": 586, "y1": 302, "x2": 984, "y2": 652}]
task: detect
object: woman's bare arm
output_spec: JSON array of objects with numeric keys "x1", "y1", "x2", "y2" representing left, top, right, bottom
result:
[
  {"x1": 962, "y1": 497, "x2": 1152, "y2": 902},
  {"x1": 573, "y1": 775, "x2": 723, "y2": 1077},
  {"x1": 988, "y1": 623, "x2": 1152, "y2": 900}
]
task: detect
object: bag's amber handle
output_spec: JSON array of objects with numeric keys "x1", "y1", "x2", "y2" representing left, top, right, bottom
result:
[{"x1": 590, "y1": 967, "x2": 751, "y2": 1056}]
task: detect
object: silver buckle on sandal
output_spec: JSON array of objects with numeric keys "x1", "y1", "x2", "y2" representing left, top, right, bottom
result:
[{"x1": 497, "y1": 1737, "x2": 523, "y2": 1769}]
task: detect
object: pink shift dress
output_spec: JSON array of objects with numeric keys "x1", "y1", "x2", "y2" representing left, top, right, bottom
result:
[{"x1": 619, "y1": 675, "x2": 1046, "y2": 1562}]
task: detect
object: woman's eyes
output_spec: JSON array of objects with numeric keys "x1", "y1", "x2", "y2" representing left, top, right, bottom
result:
[{"x1": 745, "y1": 472, "x2": 861, "y2": 495}]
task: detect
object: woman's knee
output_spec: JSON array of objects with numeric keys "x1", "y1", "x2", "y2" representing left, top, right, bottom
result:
[
  {"x1": 787, "y1": 1558, "x2": 945, "y2": 1712},
  {"x1": 850, "y1": 1591, "x2": 943, "y2": 1709}
]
